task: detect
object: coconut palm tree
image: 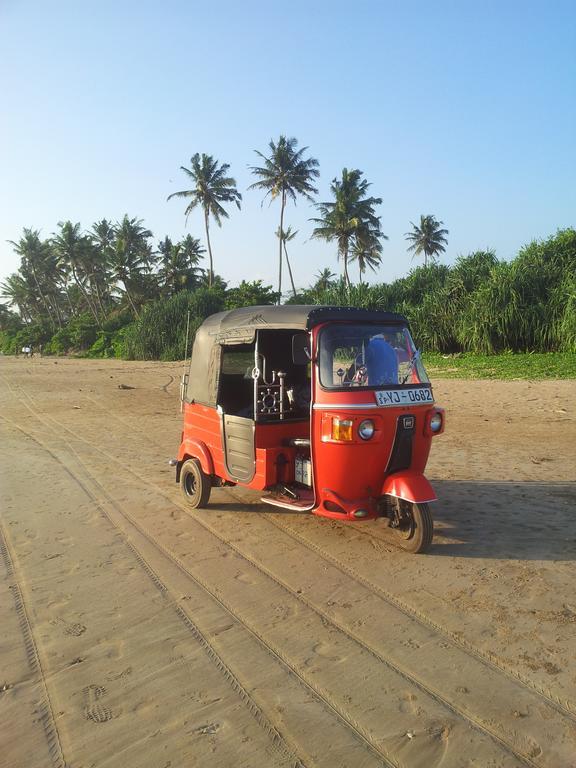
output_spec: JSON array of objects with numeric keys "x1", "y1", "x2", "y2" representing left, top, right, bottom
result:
[
  {"x1": 180, "y1": 234, "x2": 206, "y2": 271},
  {"x1": 88, "y1": 219, "x2": 115, "y2": 313},
  {"x1": 52, "y1": 221, "x2": 103, "y2": 325},
  {"x1": 109, "y1": 216, "x2": 154, "y2": 317},
  {"x1": 310, "y1": 168, "x2": 384, "y2": 288},
  {"x1": 8, "y1": 229, "x2": 59, "y2": 328},
  {"x1": 249, "y1": 136, "x2": 319, "y2": 302},
  {"x1": 0, "y1": 273, "x2": 34, "y2": 321},
  {"x1": 275, "y1": 226, "x2": 298, "y2": 298},
  {"x1": 405, "y1": 215, "x2": 449, "y2": 267},
  {"x1": 350, "y1": 229, "x2": 385, "y2": 281},
  {"x1": 311, "y1": 267, "x2": 337, "y2": 293},
  {"x1": 167, "y1": 153, "x2": 241, "y2": 287},
  {"x1": 157, "y1": 235, "x2": 205, "y2": 295}
]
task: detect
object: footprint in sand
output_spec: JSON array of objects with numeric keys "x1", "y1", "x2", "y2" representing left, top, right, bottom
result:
[
  {"x1": 399, "y1": 691, "x2": 419, "y2": 714},
  {"x1": 51, "y1": 618, "x2": 87, "y2": 637},
  {"x1": 83, "y1": 684, "x2": 114, "y2": 723},
  {"x1": 234, "y1": 571, "x2": 256, "y2": 585},
  {"x1": 311, "y1": 641, "x2": 344, "y2": 663}
]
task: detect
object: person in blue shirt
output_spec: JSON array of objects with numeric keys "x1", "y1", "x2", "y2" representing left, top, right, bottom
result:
[{"x1": 365, "y1": 336, "x2": 398, "y2": 385}]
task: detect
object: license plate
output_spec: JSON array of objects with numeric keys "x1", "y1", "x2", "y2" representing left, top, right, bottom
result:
[{"x1": 375, "y1": 387, "x2": 434, "y2": 407}]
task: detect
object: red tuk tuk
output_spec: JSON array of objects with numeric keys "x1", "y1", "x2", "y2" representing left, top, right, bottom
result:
[{"x1": 176, "y1": 306, "x2": 444, "y2": 553}]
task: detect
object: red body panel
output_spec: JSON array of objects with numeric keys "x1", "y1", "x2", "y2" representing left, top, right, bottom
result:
[
  {"x1": 254, "y1": 420, "x2": 309, "y2": 489},
  {"x1": 381, "y1": 471, "x2": 437, "y2": 503},
  {"x1": 180, "y1": 403, "x2": 309, "y2": 491},
  {"x1": 180, "y1": 404, "x2": 226, "y2": 478}
]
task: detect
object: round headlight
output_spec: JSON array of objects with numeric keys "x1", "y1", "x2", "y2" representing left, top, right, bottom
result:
[
  {"x1": 430, "y1": 413, "x2": 442, "y2": 432},
  {"x1": 358, "y1": 419, "x2": 375, "y2": 440}
]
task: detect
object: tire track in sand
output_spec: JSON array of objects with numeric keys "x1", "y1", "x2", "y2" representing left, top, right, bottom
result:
[
  {"x1": 40, "y1": 383, "x2": 576, "y2": 727},
  {"x1": 0, "y1": 523, "x2": 67, "y2": 768},
  {"x1": 0, "y1": 414, "x2": 310, "y2": 768},
  {"x1": 4, "y1": 394, "x2": 567, "y2": 767}
]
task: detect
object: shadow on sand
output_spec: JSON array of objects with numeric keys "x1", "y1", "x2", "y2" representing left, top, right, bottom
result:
[
  {"x1": 209, "y1": 480, "x2": 576, "y2": 561},
  {"x1": 429, "y1": 480, "x2": 576, "y2": 561}
]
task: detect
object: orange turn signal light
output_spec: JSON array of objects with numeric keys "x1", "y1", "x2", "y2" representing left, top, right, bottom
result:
[{"x1": 331, "y1": 417, "x2": 354, "y2": 442}]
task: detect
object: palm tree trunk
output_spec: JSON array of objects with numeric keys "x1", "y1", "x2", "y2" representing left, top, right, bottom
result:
[
  {"x1": 64, "y1": 285, "x2": 76, "y2": 317},
  {"x1": 344, "y1": 247, "x2": 350, "y2": 290},
  {"x1": 204, "y1": 209, "x2": 214, "y2": 287},
  {"x1": 278, "y1": 191, "x2": 285, "y2": 304},
  {"x1": 71, "y1": 264, "x2": 102, "y2": 326},
  {"x1": 283, "y1": 242, "x2": 297, "y2": 297},
  {"x1": 50, "y1": 295, "x2": 63, "y2": 329},
  {"x1": 29, "y1": 263, "x2": 56, "y2": 329},
  {"x1": 94, "y1": 280, "x2": 107, "y2": 320},
  {"x1": 123, "y1": 281, "x2": 140, "y2": 318}
]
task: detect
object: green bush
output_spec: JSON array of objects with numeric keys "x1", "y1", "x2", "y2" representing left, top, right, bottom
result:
[
  {"x1": 120, "y1": 288, "x2": 225, "y2": 361},
  {"x1": 225, "y1": 280, "x2": 279, "y2": 309},
  {"x1": 45, "y1": 328, "x2": 73, "y2": 355},
  {"x1": 68, "y1": 313, "x2": 98, "y2": 350},
  {"x1": 86, "y1": 331, "x2": 115, "y2": 358},
  {"x1": 111, "y1": 326, "x2": 133, "y2": 358}
]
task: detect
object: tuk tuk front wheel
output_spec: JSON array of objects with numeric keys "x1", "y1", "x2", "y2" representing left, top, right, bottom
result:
[
  {"x1": 180, "y1": 458, "x2": 211, "y2": 508},
  {"x1": 389, "y1": 499, "x2": 433, "y2": 554}
]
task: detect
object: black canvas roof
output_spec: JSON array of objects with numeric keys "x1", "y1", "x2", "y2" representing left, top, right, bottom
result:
[{"x1": 199, "y1": 305, "x2": 407, "y2": 337}]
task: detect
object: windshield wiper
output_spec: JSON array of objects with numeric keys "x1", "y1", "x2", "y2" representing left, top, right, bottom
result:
[{"x1": 400, "y1": 350, "x2": 421, "y2": 385}]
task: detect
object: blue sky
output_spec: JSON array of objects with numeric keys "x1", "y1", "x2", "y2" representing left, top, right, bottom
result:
[{"x1": 1, "y1": 0, "x2": 574, "y2": 294}]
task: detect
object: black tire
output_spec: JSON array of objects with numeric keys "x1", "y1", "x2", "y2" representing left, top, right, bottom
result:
[
  {"x1": 389, "y1": 500, "x2": 433, "y2": 554},
  {"x1": 180, "y1": 458, "x2": 211, "y2": 508}
]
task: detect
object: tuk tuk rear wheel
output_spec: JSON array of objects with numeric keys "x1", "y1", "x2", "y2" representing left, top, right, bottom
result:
[
  {"x1": 390, "y1": 500, "x2": 433, "y2": 554},
  {"x1": 180, "y1": 458, "x2": 211, "y2": 508}
]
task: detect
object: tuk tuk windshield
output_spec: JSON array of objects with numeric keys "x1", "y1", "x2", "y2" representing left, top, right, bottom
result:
[{"x1": 318, "y1": 323, "x2": 430, "y2": 389}]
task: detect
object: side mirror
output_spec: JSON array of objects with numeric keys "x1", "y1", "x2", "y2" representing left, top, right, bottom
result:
[{"x1": 292, "y1": 333, "x2": 311, "y2": 365}]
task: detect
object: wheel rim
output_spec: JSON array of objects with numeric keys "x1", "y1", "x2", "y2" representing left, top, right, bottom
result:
[
  {"x1": 392, "y1": 500, "x2": 416, "y2": 540},
  {"x1": 184, "y1": 470, "x2": 198, "y2": 498}
]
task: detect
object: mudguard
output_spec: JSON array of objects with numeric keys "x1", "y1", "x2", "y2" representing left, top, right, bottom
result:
[
  {"x1": 177, "y1": 438, "x2": 214, "y2": 479},
  {"x1": 382, "y1": 471, "x2": 437, "y2": 504}
]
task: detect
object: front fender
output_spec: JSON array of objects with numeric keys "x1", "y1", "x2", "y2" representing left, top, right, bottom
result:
[
  {"x1": 382, "y1": 471, "x2": 437, "y2": 504},
  {"x1": 177, "y1": 438, "x2": 214, "y2": 480}
]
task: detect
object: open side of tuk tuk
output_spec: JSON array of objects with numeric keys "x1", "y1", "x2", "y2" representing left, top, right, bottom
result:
[{"x1": 176, "y1": 305, "x2": 444, "y2": 553}]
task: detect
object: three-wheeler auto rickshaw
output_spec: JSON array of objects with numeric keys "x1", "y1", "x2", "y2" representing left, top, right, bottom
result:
[{"x1": 176, "y1": 305, "x2": 444, "y2": 553}]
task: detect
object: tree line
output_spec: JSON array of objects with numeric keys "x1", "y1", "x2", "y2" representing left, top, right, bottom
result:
[
  {"x1": 1, "y1": 227, "x2": 573, "y2": 359},
  {"x1": 2, "y1": 134, "x2": 450, "y2": 331},
  {"x1": 1, "y1": 133, "x2": 573, "y2": 358}
]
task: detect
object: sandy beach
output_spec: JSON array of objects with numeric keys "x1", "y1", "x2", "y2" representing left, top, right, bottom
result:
[{"x1": 1, "y1": 356, "x2": 575, "y2": 768}]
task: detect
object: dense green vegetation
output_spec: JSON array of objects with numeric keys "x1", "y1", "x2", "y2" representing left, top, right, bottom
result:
[
  {"x1": 423, "y1": 352, "x2": 576, "y2": 380},
  {"x1": 1, "y1": 228, "x2": 574, "y2": 362},
  {"x1": 0, "y1": 133, "x2": 574, "y2": 365}
]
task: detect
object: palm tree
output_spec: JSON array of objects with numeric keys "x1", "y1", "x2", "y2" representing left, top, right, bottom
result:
[
  {"x1": 88, "y1": 219, "x2": 115, "y2": 314},
  {"x1": 310, "y1": 168, "x2": 384, "y2": 288},
  {"x1": 8, "y1": 229, "x2": 59, "y2": 328},
  {"x1": 249, "y1": 136, "x2": 319, "y2": 302},
  {"x1": 275, "y1": 226, "x2": 298, "y2": 298},
  {"x1": 1, "y1": 273, "x2": 34, "y2": 321},
  {"x1": 180, "y1": 234, "x2": 206, "y2": 271},
  {"x1": 167, "y1": 153, "x2": 241, "y2": 287},
  {"x1": 109, "y1": 216, "x2": 154, "y2": 317},
  {"x1": 405, "y1": 215, "x2": 449, "y2": 267},
  {"x1": 350, "y1": 230, "x2": 385, "y2": 281},
  {"x1": 157, "y1": 235, "x2": 205, "y2": 295},
  {"x1": 311, "y1": 267, "x2": 337, "y2": 293},
  {"x1": 52, "y1": 221, "x2": 102, "y2": 325}
]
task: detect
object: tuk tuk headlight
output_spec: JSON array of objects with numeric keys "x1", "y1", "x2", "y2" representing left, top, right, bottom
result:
[
  {"x1": 430, "y1": 413, "x2": 443, "y2": 432},
  {"x1": 358, "y1": 419, "x2": 375, "y2": 440}
]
